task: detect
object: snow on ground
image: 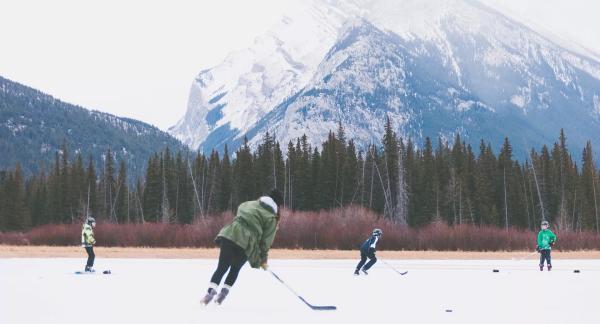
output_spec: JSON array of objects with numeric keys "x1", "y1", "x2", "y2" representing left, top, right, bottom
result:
[{"x1": 1, "y1": 258, "x2": 598, "y2": 324}]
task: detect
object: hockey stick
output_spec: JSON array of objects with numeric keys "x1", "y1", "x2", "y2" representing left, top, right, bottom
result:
[
  {"x1": 268, "y1": 269, "x2": 337, "y2": 311},
  {"x1": 381, "y1": 260, "x2": 408, "y2": 275}
]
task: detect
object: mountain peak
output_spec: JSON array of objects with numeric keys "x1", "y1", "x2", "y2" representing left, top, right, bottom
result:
[{"x1": 170, "y1": 0, "x2": 600, "y2": 159}]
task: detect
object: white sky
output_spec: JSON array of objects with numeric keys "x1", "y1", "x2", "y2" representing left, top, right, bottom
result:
[{"x1": 1, "y1": 0, "x2": 599, "y2": 131}]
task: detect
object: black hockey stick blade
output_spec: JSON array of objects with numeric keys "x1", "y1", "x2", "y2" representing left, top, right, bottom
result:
[
  {"x1": 269, "y1": 269, "x2": 337, "y2": 311},
  {"x1": 299, "y1": 296, "x2": 337, "y2": 310},
  {"x1": 382, "y1": 260, "x2": 408, "y2": 275}
]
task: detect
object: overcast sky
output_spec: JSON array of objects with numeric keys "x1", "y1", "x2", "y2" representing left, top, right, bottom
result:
[{"x1": 1, "y1": 0, "x2": 599, "y2": 131}]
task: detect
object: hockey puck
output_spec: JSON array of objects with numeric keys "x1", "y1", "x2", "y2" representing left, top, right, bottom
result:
[
  {"x1": 492, "y1": 269, "x2": 499, "y2": 272},
  {"x1": 445, "y1": 309, "x2": 453, "y2": 313},
  {"x1": 574, "y1": 270, "x2": 580, "y2": 273}
]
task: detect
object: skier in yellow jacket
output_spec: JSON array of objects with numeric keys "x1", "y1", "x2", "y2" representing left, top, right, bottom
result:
[{"x1": 81, "y1": 217, "x2": 96, "y2": 272}]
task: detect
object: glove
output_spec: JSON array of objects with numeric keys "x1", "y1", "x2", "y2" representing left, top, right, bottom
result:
[
  {"x1": 260, "y1": 262, "x2": 269, "y2": 271},
  {"x1": 536, "y1": 246, "x2": 540, "y2": 253},
  {"x1": 549, "y1": 241, "x2": 555, "y2": 247}
]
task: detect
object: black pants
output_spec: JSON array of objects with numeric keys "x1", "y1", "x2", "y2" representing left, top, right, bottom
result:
[
  {"x1": 356, "y1": 249, "x2": 377, "y2": 270},
  {"x1": 539, "y1": 249, "x2": 552, "y2": 266},
  {"x1": 210, "y1": 238, "x2": 248, "y2": 287},
  {"x1": 85, "y1": 246, "x2": 95, "y2": 268}
]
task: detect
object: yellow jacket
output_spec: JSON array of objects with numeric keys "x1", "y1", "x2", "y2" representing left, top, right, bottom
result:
[{"x1": 81, "y1": 224, "x2": 96, "y2": 247}]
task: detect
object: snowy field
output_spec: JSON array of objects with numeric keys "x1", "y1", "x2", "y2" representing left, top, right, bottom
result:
[{"x1": 1, "y1": 258, "x2": 599, "y2": 324}]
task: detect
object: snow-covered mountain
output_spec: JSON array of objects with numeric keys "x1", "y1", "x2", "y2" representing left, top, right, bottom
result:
[
  {"x1": 170, "y1": 0, "x2": 600, "y2": 158},
  {"x1": 0, "y1": 76, "x2": 184, "y2": 176}
]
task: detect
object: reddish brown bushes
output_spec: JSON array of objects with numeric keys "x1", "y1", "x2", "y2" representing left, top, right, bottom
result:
[
  {"x1": 1, "y1": 207, "x2": 599, "y2": 251},
  {"x1": 276, "y1": 207, "x2": 535, "y2": 251}
]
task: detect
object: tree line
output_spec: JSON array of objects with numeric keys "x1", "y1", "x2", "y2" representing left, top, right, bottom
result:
[{"x1": 1, "y1": 121, "x2": 599, "y2": 233}]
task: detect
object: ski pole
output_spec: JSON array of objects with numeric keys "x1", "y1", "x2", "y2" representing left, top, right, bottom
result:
[
  {"x1": 267, "y1": 269, "x2": 336, "y2": 311},
  {"x1": 380, "y1": 259, "x2": 408, "y2": 275}
]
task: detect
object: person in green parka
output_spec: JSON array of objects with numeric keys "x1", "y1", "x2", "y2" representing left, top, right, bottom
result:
[
  {"x1": 536, "y1": 220, "x2": 557, "y2": 271},
  {"x1": 201, "y1": 188, "x2": 284, "y2": 305}
]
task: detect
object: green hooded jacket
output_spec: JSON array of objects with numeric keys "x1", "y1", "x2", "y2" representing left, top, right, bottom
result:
[
  {"x1": 216, "y1": 198, "x2": 279, "y2": 268},
  {"x1": 81, "y1": 224, "x2": 96, "y2": 247},
  {"x1": 537, "y1": 229, "x2": 557, "y2": 250}
]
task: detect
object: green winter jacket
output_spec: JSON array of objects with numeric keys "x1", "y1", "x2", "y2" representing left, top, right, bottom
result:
[
  {"x1": 81, "y1": 224, "x2": 96, "y2": 247},
  {"x1": 216, "y1": 199, "x2": 279, "y2": 268},
  {"x1": 537, "y1": 229, "x2": 557, "y2": 250}
]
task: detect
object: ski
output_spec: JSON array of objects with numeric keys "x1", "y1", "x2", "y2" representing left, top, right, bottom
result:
[{"x1": 268, "y1": 269, "x2": 337, "y2": 311}]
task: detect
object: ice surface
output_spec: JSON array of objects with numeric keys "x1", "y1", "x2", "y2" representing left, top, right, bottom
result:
[{"x1": 1, "y1": 258, "x2": 598, "y2": 324}]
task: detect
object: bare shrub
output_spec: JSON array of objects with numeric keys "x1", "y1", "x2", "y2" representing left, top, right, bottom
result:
[{"x1": 1, "y1": 207, "x2": 599, "y2": 251}]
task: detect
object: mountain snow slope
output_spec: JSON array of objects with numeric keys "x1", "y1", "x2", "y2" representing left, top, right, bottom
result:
[{"x1": 170, "y1": 0, "x2": 600, "y2": 158}]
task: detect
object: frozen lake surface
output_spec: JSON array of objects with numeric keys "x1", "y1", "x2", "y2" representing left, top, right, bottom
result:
[{"x1": 1, "y1": 258, "x2": 598, "y2": 324}]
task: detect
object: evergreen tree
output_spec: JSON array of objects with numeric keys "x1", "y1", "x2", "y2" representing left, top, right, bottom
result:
[
  {"x1": 70, "y1": 153, "x2": 86, "y2": 222},
  {"x1": 143, "y1": 154, "x2": 161, "y2": 222},
  {"x1": 218, "y1": 146, "x2": 233, "y2": 212},
  {"x1": 381, "y1": 117, "x2": 399, "y2": 219},
  {"x1": 581, "y1": 141, "x2": 599, "y2": 232},
  {"x1": 85, "y1": 156, "x2": 98, "y2": 218},
  {"x1": 175, "y1": 152, "x2": 194, "y2": 224},
  {"x1": 115, "y1": 160, "x2": 129, "y2": 223},
  {"x1": 100, "y1": 147, "x2": 116, "y2": 222},
  {"x1": 418, "y1": 137, "x2": 436, "y2": 226},
  {"x1": 2, "y1": 164, "x2": 28, "y2": 229},
  {"x1": 498, "y1": 137, "x2": 513, "y2": 229},
  {"x1": 475, "y1": 141, "x2": 498, "y2": 225},
  {"x1": 47, "y1": 152, "x2": 62, "y2": 223},
  {"x1": 59, "y1": 141, "x2": 71, "y2": 223},
  {"x1": 28, "y1": 165, "x2": 48, "y2": 227},
  {"x1": 233, "y1": 137, "x2": 254, "y2": 207},
  {"x1": 205, "y1": 150, "x2": 221, "y2": 214}
]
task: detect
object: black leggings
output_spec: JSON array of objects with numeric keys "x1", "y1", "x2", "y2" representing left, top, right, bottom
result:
[
  {"x1": 210, "y1": 238, "x2": 248, "y2": 287},
  {"x1": 540, "y1": 249, "x2": 552, "y2": 266},
  {"x1": 356, "y1": 249, "x2": 377, "y2": 270},
  {"x1": 85, "y1": 246, "x2": 95, "y2": 268}
]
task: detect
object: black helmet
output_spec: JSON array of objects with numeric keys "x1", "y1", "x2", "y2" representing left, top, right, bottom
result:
[
  {"x1": 541, "y1": 220, "x2": 549, "y2": 227},
  {"x1": 86, "y1": 217, "x2": 96, "y2": 226},
  {"x1": 372, "y1": 228, "x2": 383, "y2": 237},
  {"x1": 268, "y1": 188, "x2": 284, "y2": 207}
]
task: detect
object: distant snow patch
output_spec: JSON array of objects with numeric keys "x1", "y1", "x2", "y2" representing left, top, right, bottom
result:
[
  {"x1": 40, "y1": 143, "x2": 51, "y2": 153},
  {"x1": 457, "y1": 100, "x2": 476, "y2": 112},
  {"x1": 510, "y1": 95, "x2": 526, "y2": 108},
  {"x1": 594, "y1": 94, "x2": 600, "y2": 117}
]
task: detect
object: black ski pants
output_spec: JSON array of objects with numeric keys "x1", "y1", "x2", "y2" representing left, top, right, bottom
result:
[
  {"x1": 210, "y1": 238, "x2": 248, "y2": 287},
  {"x1": 539, "y1": 249, "x2": 552, "y2": 266},
  {"x1": 85, "y1": 246, "x2": 95, "y2": 268},
  {"x1": 356, "y1": 248, "x2": 377, "y2": 270}
]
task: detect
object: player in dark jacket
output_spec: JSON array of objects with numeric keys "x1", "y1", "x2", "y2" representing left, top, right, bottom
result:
[{"x1": 354, "y1": 229, "x2": 382, "y2": 275}]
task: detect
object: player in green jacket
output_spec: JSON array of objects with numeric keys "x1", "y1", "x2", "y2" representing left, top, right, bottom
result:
[
  {"x1": 81, "y1": 217, "x2": 96, "y2": 272},
  {"x1": 536, "y1": 220, "x2": 557, "y2": 271},
  {"x1": 201, "y1": 188, "x2": 284, "y2": 305}
]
